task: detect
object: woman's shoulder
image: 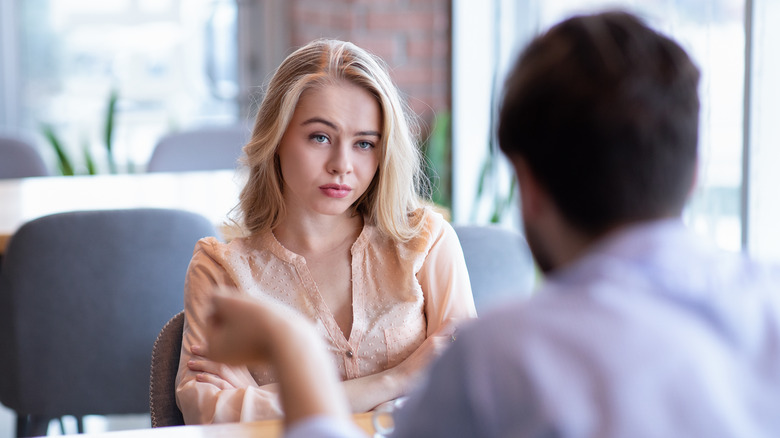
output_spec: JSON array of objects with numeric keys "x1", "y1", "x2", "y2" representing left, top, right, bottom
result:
[
  {"x1": 417, "y1": 205, "x2": 457, "y2": 237},
  {"x1": 193, "y1": 235, "x2": 230, "y2": 256},
  {"x1": 193, "y1": 235, "x2": 221, "y2": 250},
  {"x1": 192, "y1": 233, "x2": 266, "y2": 263},
  {"x1": 395, "y1": 206, "x2": 453, "y2": 252}
]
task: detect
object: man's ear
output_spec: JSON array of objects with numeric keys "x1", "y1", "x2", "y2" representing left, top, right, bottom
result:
[{"x1": 512, "y1": 156, "x2": 544, "y2": 223}]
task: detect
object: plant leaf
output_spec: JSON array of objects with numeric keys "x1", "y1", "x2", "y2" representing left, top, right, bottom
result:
[
  {"x1": 41, "y1": 124, "x2": 75, "y2": 176},
  {"x1": 83, "y1": 139, "x2": 97, "y2": 175},
  {"x1": 104, "y1": 89, "x2": 118, "y2": 173},
  {"x1": 470, "y1": 157, "x2": 494, "y2": 223}
]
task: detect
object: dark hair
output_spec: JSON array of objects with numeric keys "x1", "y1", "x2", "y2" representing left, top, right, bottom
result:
[{"x1": 498, "y1": 11, "x2": 700, "y2": 235}]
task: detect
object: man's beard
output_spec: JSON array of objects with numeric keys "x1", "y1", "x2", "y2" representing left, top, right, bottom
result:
[{"x1": 523, "y1": 221, "x2": 555, "y2": 274}]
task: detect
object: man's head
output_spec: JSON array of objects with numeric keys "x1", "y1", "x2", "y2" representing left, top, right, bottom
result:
[{"x1": 498, "y1": 11, "x2": 700, "y2": 243}]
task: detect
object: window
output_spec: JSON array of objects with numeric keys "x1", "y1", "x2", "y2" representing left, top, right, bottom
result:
[
  {"x1": 2, "y1": 0, "x2": 239, "y2": 172},
  {"x1": 453, "y1": 0, "x2": 780, "y2": 262},
  {"x1": 747, "y1": 0, "x2": 780, "y2": 261}
]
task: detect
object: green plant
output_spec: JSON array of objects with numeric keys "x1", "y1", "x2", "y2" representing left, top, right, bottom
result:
[
  {"x1": 471, "y1": 65, "x2": 517, "y2": 224},
  {"x1": 42, "y1": 89, "x2": 120, "y2": 176},
  {"x1": 104, "y1": 89, "x2": 118, "y2": 173},
  {"x1": 422, "y1": 111, "x2": 452, "y2": 211},
  {"x1": 473, "y1": 142, "x2": 517, "y2": 224},
  {"x1": 419, "y1": 108, "x2": 516, "y2": 223},
  {"x1": 41, "y1": 124, "x2": 75, "y2": 176}
]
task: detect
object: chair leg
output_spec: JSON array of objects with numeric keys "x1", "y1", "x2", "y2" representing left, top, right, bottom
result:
[
  {"x1": 16, "y1": 414, "x2": 51, "y2": 437},
  {"x1": 14, "y1": 416, "x2": 25, "y2": 438}
]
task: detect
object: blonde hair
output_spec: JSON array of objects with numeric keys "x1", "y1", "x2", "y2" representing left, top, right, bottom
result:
[{"x1": 237, "y1": 39, "x2": 428, "y2": 241}]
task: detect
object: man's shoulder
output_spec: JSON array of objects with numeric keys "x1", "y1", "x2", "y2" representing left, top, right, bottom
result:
[{"x1": 456, "y1": 295, "x2": 556, "y2": 353}]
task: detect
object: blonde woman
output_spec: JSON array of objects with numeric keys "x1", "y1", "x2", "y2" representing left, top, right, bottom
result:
[{"x1": 175, "y1": 39, "x2": 477, "y2": 424}]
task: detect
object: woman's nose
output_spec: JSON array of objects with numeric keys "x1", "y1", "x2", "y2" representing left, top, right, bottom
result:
[{"x1": 327, "y1": 144, "x2": 353, "y2": 175}]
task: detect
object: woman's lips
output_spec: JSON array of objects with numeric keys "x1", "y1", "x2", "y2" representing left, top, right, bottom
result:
[{"x1": 319, "y1": 184, "x2": 352, "y2": 198}]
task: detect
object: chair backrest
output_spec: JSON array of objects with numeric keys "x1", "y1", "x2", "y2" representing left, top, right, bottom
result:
[
  {"x1": 146, "y1": 125, "x2": 250, "y2": 173},
  {"x1": 0, "y1": 135, "x2": 49, "y2": 179},
  {"x1": 149, "y1": 311, "x2": 186, "y2": 428},
  {"x1": 0, "y1": 208, "x2": 216, "y2": 418},
  {"x1": 453, "y1": 225, "x2": 537, "y2": 313}
]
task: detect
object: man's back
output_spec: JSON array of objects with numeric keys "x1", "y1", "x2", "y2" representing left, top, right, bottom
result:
[{"x1": 394, "y1": 219, "x2": 780, "y2": 437}]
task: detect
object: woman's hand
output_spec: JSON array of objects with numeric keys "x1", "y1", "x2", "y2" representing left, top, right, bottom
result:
[
  {"x1": 340, "y1": 322, "x2": 458, "y2": 412},
  {"x1": 187, "y1": 344, "x2": 259, "y2": 390},
  {"x1": 391, "y1": 322, "x2": 457, "y2": 389}
]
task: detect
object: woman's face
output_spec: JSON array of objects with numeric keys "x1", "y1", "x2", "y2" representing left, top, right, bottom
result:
[{"x1": 277, "y1": 81, "x2": 381, "y2": 219}]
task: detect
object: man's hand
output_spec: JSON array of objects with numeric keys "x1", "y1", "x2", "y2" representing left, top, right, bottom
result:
[{"x1": 202, "y1": 292, "x2": 351, "y2": 427}]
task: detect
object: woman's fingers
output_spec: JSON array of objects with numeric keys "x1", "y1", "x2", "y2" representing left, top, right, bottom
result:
[
  {"x1": 191, "y1": 344, "x2": 206, "y2": 356},
  {"x1": 189, "y1": 357, "x2": 258, "y2": 389},
  {"x1": 195, "y1": 372, "x2": 234, "y2": 390},
  {"x1": 188, "y1": 358, "x2": 219, "y2": 374}
]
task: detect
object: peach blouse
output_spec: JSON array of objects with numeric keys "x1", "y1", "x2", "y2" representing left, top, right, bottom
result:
[{"x1": 175, "y1": 208, "x2": 477, "y2": 424}]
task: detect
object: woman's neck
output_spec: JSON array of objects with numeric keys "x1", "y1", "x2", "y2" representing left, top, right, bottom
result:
[{"x1": 273, "y1": 213, "x2": 363, "y2": 257}]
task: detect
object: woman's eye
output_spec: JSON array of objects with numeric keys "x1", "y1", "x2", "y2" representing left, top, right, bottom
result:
[
  {"x1": 357, "y1": 141, "x2": 374, "y2": 150},
  {"x1": 311, "y1": 134, "x2": 329, "y2": 143}
]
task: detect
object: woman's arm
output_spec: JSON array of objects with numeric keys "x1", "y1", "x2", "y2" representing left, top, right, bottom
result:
[
  {"x1": 175, "y1": 241, "x2": 284, "y2": 423},
  {"x1": 176, "y1": 365, "x2": 283, "y2": 423},
  {"x1": 338, "y1": 322, "x2": 456, "y2": 412},
  {"x1": 418, "y1": 217, "x2": 478, "y2": 332},
  {"x1": 204, "y1": 294, "x2": 352, "y2": 427},
  {"x1": 339, "y1": 215, "x2": 477, "y2": 412}
]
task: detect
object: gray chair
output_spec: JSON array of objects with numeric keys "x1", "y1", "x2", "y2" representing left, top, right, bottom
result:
[
  {"x1": 0, "y1": 135, "x2": 49, "y2": 179},
  {"x1": 149, "y1": 311, "x2": 186, "y2": 428},
  {"x1": 146, "y1": 125, "x2": 250, "y2": 173},
  {"x1": 454, "y1": 225, "x2": 537, "y2": 313},
  {"x1": 0, "y1": 208, "x2": 216, "y2": 437}
]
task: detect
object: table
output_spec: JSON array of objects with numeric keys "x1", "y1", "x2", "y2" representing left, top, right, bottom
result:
[
  {"x1": 60, "y1": 413, "x2": 375, "y2": 438},
  {"x1": 0, "y1": 170, "x2": 245, "y2": 254}
]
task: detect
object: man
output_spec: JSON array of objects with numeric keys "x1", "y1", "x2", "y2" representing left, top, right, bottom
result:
[{"x1": 204, "y1": 10, "x2": 780, "y2": 437}]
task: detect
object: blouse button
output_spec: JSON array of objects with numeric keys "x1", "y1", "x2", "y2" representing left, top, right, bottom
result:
[{"x1": 346, "y1": 350, "x2": 354, "y2": 358}]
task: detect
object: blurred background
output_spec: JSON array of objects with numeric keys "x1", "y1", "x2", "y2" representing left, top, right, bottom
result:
[{"x1": 1, "y1": 0, "x2": 779, "y2": 434}]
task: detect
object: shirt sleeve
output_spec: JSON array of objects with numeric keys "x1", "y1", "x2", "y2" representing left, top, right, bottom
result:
[
  {"x1": 285, "y1": 416, "x2": 369, "y2": 438},
  {"x1": 416, "y1": 215, "x2": 478, "y2": 336},
  {"x1": 175, "y1": 239, "x2": 284, "y2": 423},
  {"x1": 389, "y1": 335, "x2": 483, "y2": 438},
  {"x1": 392, "y1": 317, "x2": 543, "y2": 438}
]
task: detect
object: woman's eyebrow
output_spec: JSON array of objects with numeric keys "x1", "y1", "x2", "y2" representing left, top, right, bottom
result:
[
  {"x1": 302, "y1": 117, "x2": 380, "y2": 137},
  {"x1": 302, "y1": 117, "x2": 336, "y2": 129}
]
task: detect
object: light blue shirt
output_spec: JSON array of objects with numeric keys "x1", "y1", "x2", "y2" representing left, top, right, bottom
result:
[
  {"x1": 289, "y1": 219, "x2": 780, "y2": 437},
  {"x1": 286, "y1": 416, "x2": 367, "y2": 438}
]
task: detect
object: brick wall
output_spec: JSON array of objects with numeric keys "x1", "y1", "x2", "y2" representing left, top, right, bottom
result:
[{"x1": 287, "y1": 0, "x2": 451, "y2": 125}]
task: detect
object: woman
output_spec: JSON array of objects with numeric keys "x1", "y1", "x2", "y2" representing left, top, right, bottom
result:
[{"x1": 175, "y1": 39, "x2": 476, "y2": 424}]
